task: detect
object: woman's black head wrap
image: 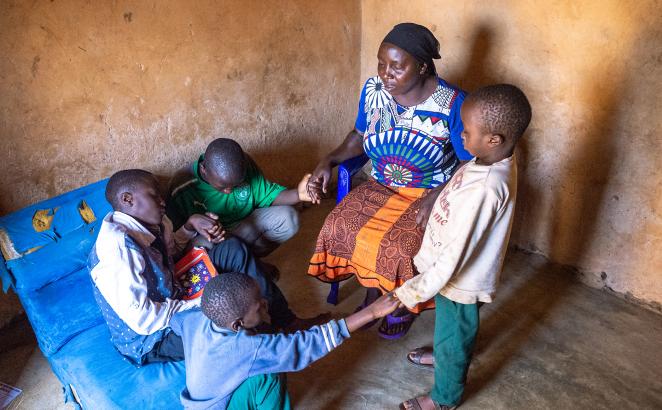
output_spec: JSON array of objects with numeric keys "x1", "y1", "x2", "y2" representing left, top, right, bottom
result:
[{"x1": 382, "y1": 23, "x2": 440, "y2": 75}]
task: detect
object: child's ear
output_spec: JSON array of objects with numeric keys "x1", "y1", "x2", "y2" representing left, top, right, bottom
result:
[
  {"x1": 419, "y1": 63, "x2": 427, "y2": 75},
  {"x1": 230, "y1": 319, "x2": 243, "y2": 332},
  {"x1": 120, "y1": 192, "x2": 133, "y2": 207},
  {"x1": 488, "y1": 134, "x2": 504, "y2": 146}
]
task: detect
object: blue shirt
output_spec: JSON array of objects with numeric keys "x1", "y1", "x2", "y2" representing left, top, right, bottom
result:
[{"x1": 170, "y1": 308, "x2": 351, "y2": 409}]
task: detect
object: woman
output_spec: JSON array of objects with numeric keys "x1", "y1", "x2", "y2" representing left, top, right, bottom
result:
[{"x1": 307, "y1": 23, "x2": 471, "y2": 339}]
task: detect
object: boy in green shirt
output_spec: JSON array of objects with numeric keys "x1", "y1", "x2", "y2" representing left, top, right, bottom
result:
[{"x1": 167, "y1": 138, "x2": 312, "y2": 260}]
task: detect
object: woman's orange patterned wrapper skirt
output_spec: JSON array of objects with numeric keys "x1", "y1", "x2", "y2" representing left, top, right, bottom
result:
[{"x1": 308, "y1": 179, "x2": 434, "y2": 313}]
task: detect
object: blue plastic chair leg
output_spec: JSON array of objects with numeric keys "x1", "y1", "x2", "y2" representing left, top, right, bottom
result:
[{"x1": 327, "y1": 282, "x2": 339, "y2": 305}]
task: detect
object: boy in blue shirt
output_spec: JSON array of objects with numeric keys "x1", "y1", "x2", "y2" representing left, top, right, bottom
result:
[{"x1": 170, "y1": 273, "x2": 400, "y2": 409}]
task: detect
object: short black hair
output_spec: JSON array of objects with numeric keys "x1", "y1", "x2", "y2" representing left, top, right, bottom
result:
[
  {"x1": 201, "y1": 273, "x2": 259, "y2": 328},
  {"x1": 105, "y1": 169, "x2": 155, "y2": 210},
  {"x1": 203, "y1": 138, "x2": 246, "y2": 181},
  {"x1": 466, "y1": 84, "x2": 532, "y2": 142}
]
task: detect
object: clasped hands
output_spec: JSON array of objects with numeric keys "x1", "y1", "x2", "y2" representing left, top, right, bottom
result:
[{"x1": 184, "y1": 212, "x2": 226, "y2": 243}]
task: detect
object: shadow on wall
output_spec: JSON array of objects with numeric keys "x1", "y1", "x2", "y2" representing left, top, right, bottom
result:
[
  {"x1": 546, "y1": 30, "x2": 645, "y2": 285},
  {"x1": 450, "y1": 23, "x2": 498, "y2": 91},
  {"x1": 250, "y1": 138, "x2": 322, "y2": 188}
]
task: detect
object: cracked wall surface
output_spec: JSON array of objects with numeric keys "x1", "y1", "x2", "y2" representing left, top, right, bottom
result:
[{"x1": 361, "y1": 0, "x2": 662, "y2": 309}]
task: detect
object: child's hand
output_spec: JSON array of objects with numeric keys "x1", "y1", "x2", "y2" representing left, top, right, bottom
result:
[
  {"x1": 367, "y1": 292, "x2": 402, "y2": 319},
  {"x1": 297, "y1": 174, "x2": 313, "y2": 202},
  {"x1": 185, "y1": 213, "x2": 225, "y2": 243},
  {"x1": 345, "y1": 292, "x2": 401, "y2": 332}
]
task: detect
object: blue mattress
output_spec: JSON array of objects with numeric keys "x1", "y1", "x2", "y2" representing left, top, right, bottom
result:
[{"x1": 0, "y1": 179, "x2": 185, "y2": 409}]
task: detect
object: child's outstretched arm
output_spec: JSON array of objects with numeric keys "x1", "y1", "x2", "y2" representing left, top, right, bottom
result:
[
  {"x1": 271, "y1": 174, "x2": 313, "y2": 205},
  {"x1": 246, "y1": 293, "x2": 398, "y2": 378},
  {"x1": 344, "y1": 292, "x2": 400, "y2": 332}
]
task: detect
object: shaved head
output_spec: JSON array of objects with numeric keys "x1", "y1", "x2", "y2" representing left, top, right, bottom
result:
[
  {"x1": 466, "y1": 84, "x2": 532, "y2": 143},
  {"x1": 201, "y1": 273, "x2": 260, "y2": 328},
  {"x1": 203, "y1": 138, "x2": 246, "y2": 182},
  {"x1": 105, "y1": 169, "x2": 156, "y2": 210}
]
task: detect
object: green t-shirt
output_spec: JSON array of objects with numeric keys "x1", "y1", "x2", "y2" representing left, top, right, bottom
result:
[{"x1": 167, "y1": 155, "x2": 286, "y2": 230}]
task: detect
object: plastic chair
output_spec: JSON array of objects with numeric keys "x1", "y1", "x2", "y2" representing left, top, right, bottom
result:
[{"x1": 326, "y1": 154, "x2": 369, "y2": 305}]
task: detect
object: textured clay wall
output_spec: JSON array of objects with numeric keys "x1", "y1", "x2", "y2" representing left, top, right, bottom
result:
[
  {"x1": 0, "y1": 0, "x2": 361, "y2": 326},
  {"x1": 361, "y1": 0, "x2": 662, "y2": 309}
]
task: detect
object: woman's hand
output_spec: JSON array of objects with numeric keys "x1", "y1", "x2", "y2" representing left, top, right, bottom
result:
[
  {"x1": 307, "y1": 160, "x2": 332, "y2": 204},
  {"x1": 306, "y1": 129, "x2": 364, "y2": 204},
  {"x1": 416, "y1": 189, "x2": 441, "y2": 230},
  {"x1": 185, "y1": 212, "x2": 225, "y2": 243}
]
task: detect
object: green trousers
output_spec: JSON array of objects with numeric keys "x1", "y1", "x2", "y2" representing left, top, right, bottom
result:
[
  {"x1": 227, "y1": 373, "x2": 291, "y2": 410},
  {"x1": 430, "y1": 294, "x2": 480, "y2": 406}
]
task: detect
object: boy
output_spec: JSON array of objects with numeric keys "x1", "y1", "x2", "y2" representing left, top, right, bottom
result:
[
  {"x1": 167, "y1": 138, "x2": 313, "y2": 260},
  {"x1": 395, "y1": 84, "x2": 532, "y2": 410},
  {"x1": 89, "y1": 169, "x2": 315, "y2": 365},
  {"x1": 170, "y1": 273, "x2": 400, "y2": 409}
]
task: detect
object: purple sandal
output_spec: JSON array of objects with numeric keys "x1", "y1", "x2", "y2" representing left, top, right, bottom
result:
[{"x1": 378, "y1": 312, "x2": 416, "y2": 340}]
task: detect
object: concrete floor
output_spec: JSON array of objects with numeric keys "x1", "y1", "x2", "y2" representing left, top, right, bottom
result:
[{"x1": 1, "y1": 198, "x2": 661, "y2": 409}]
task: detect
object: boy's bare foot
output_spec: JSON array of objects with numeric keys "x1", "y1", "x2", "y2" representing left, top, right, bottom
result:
[
  {"x1": 399, "y1": 395, "x2": 456, "y2": 410},
  {"x1": 282, "y1": 313, "x2": 332, "y2": 333},
  {"x1": 407, "y1": 346, "x2": 434, "y2": 369}
]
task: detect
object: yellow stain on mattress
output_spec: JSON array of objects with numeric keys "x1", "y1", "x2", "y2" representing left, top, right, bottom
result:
[
  {"x1": 32, "y1": 209, "x2": 55, "y2": 232},
  {"x1": 78, "y1": 201, "x2": 96, "y2": 223}
]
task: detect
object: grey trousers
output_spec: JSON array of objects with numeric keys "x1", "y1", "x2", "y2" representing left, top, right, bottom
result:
[{"x1": 230, "y1": 206, "x2": 299, "y2": 257}]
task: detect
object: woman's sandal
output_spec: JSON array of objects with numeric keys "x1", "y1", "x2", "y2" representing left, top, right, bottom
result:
[
  {"x1": 378, "y1": 312, "x2": 416, "y2": 340},
  {"x1": 406, "y1": 347, "x2": 434, "y2": 371},
  {"x1": 399, "y1": 396, "x2": 456, "y2": 410}
]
